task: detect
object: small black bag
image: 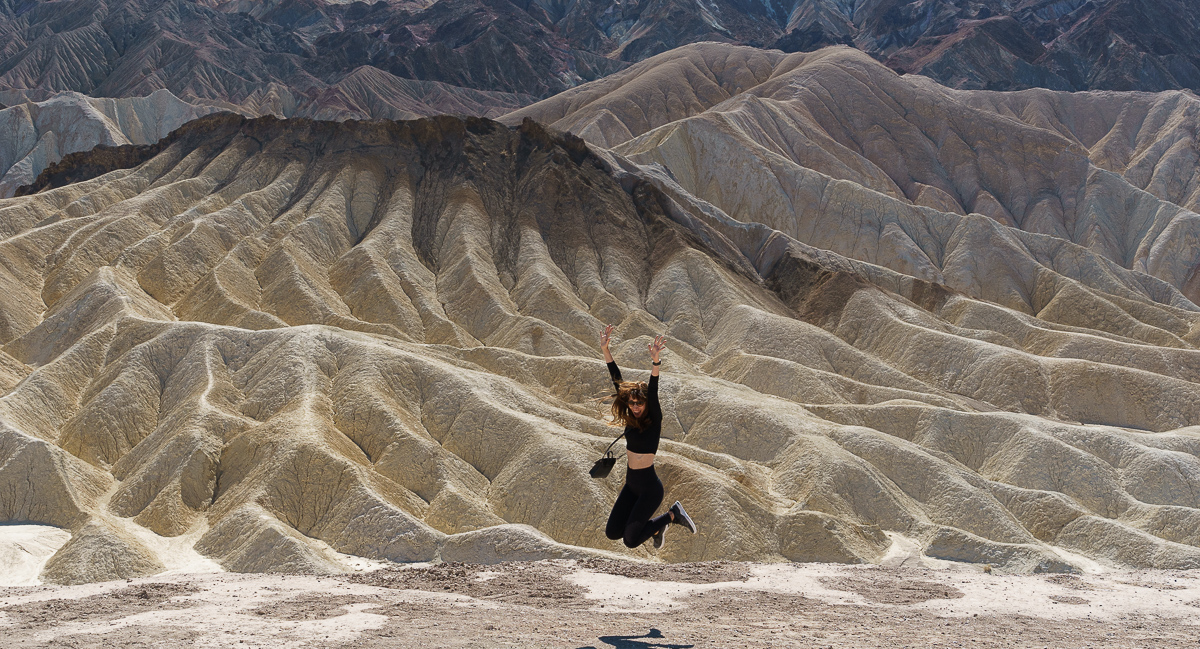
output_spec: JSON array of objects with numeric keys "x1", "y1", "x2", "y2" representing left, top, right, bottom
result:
[
  {"x1": 589, "y1": 453, "x2": 617, "y2": 478},
  {"x1": 589, "y1": 433, "x2": 625, "y2": 479}
]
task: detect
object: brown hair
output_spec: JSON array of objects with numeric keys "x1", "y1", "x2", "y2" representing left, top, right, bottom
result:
[{"x1": 610, "y1": 380, "x2": 650, "y2": 429}]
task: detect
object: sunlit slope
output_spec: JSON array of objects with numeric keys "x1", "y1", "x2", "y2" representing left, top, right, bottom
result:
[
  {"x1": 507, "y1": 44, "x2": 1200, "y2": 306},
  {"x1": 0, "y1": 90, "x2": 221, "y2": 198},
  {"x1": 501, "y1": 46, "x2": 809, "y2": 148},
  {"x1": 0, "y1": 82, "x2": 530, "y2": 201},
  {"x1": 1, "y1": 114, "x2": 1199, "y2": 583},
  {"x1": 939, "y1": 82, "x2": 1200, "y2": 214}
]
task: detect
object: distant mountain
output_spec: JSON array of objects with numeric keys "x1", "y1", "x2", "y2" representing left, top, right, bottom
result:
[
  {"x1": 302, "y1": 0, "x2": 628, "y2": 97},
  {"x1": 0, "y1": 90, "x2": 220, "y2": 197},
  {"x1": 2, "y1": 0, "x2": 1198, "y2": 108},
  {"x1": 506, "y1": 43, "x2": 1200, "y2": 303},
  {"x1": 0, "y1": 79, "x2": 531, "y2": 198},
  {"x1": 0, "y1": 0, "x2": 615, "y2": 103},
  {"x1": 869, "y1": 0, "x2": 1200, "y2": 92}
]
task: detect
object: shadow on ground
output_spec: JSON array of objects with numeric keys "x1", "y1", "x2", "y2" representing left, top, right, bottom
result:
[{"x1": 577, "y1": 627, "x2": 695, "y2": 648}]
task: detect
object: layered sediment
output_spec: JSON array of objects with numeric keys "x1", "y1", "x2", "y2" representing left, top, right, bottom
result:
[{"x1": 3, "y1": 99, "x2": 1200, "y2": 580}]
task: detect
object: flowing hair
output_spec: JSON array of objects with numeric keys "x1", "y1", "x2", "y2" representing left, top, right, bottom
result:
[{"x1": 609, "y1": 380, "x2": 650, "y2": 430}]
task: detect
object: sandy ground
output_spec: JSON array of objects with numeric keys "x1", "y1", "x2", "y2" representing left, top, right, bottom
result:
[{"x1": 2, "y1": 558, "x2": 1199, "y2": 649}]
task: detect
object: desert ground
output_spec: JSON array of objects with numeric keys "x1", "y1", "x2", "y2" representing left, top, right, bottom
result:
[{"x1": 3, "y1": 553, "x2": 1198, "y2": 648}]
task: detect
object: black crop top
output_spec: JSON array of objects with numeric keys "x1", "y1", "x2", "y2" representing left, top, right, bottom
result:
[{"x1": 608, "y1": 361, "x2": 662, "y2": 454}]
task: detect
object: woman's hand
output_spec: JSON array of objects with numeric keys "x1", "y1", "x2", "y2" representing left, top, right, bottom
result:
[
  {"x1": 601, "y1": 324, "x2": 615, "y2": 363},
  {"x1": 648, "y1": 335, "x2": 665, "y2": 364}
]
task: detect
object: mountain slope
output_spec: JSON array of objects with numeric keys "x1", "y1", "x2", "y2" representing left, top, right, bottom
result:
[
  {"x1": 0, "y1": 90, "x2": 223, "y2": 198},
  {"x1": 3, "y1": 110, "x2": 1200, "y2": 580},
  {"x1": 0, "y1": 0, "x2": 616, "y2": 103},
  {"x1": 3, "y1": 0, "x2": 1199, "y2": 114},
  {"x1": 799, "y1": 0, "x2": 1200, "y2": 92},
  {"x1": 506, "y1": 44, "x2": 1200, "y2": 306}
]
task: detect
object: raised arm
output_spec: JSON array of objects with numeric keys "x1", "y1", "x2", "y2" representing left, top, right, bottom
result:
[
  {"x1": 601, "y1": 324, "x2": 615, "y2": 364},
  {"x1": 602, "y1": 324, "x2": 621, "y2": 387},
  {"x1": 647, "y1": 335, "x2": 664, "y2": 414},
  {"x1": 648, "y1": 334, "x2": 664, "y2": 378}
]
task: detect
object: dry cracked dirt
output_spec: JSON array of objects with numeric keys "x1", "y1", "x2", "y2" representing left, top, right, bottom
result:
[{"x1": 2, "y1": 559, "x2": 1199, "y2": 648}]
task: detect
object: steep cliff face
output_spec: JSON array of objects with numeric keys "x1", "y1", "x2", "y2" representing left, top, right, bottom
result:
[{"x1": 4, "y1": 104, "x2": 1200, "y2": 580}]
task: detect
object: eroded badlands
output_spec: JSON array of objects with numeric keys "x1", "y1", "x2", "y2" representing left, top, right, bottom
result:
[{"x1": 2, "y1": 45, "x2": 1200, "y2": 585}]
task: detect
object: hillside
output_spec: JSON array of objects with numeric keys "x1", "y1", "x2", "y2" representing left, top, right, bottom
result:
[
  {"x1": 506, "y1": 44, "x2": 1200, "y2": 304},
  {"x1": 3, "y1": 97, "x2": 1200, "y2": 580}
]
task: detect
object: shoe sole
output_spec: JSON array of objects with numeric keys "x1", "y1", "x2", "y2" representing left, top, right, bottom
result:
[{"x1": 672, "y1": 501, "x2": 697, "y2": 534}]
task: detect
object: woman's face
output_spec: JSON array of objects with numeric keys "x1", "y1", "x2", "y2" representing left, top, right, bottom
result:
[{"x1": 628, "y1": 398, "x2": 646, "y2": 418}]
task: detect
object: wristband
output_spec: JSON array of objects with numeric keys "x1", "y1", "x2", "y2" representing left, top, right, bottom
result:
[{"x1": 652, "y1": 361, "x2": 661, "y2": 366}]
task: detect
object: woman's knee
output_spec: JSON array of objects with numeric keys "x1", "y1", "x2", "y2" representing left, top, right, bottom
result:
[
  {"x1": 622, "y1": 530, "x2": 641, "y2": 548},
  {"x1": 605, "y1": 527, "x2": 623, "y2": 541}
]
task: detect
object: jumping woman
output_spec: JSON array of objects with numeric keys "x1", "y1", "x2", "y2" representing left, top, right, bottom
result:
[{"x1": 600, "y1": 324, "x2": 697, "y2": 550}]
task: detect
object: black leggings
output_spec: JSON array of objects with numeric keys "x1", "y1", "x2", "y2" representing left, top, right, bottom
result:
[{"x1": 605, "y1": 465, "x2": 672, "y2": 548}]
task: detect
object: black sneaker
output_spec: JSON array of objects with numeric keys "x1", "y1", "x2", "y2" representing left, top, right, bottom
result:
[
  {"x1": 669, "y1": 501, "x2": 697, "y2": 534},
  {"x1": 652, "y1": 525, "x2": 666, "y2": 549}
]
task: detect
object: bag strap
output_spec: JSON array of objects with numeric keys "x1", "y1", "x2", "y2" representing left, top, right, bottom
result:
[{"x1": 602, "y1": 432, "x2": 626, "y2": 458}]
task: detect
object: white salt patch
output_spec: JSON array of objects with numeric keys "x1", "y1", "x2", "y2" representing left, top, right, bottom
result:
[
  {"x1": 566, "y1": 570, "x2": 694, "y2": 612},
  {"x1": 904, "y1": 570, "x2": 1200, "y2": 623},
  {"x1": 564, "y1": 563, "x2": 859, "y2": 613},
  {"x1": 122, "y1": 519, "x2": 224, "y2": 576},
  {"x1": 567, "y1": 562, "x2": 1200, "y2": 623},
  {"x1": 879, "y1": 532, "x2": 958, "y2": 570},
  {"x1": 1046, "y1": 545, "x2": 1107, "y2": 574},
  {"x1": 333, "y1": 551, "x2": 389, "y2": 573},
  {"x1": 0, "y1": 524, "x2": 72, "y2": 587}
]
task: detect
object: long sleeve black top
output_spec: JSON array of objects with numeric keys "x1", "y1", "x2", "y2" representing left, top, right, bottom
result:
[{"x1": 608, "y1": 361, "x2": 662, "y2": 454}]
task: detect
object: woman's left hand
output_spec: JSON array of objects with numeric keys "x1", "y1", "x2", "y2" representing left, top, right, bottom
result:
[{"x1": 648, "y1": 335, "x2": 666, "y2": 363}]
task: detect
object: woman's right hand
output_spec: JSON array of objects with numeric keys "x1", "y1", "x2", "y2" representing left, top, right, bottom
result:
[{"x1": 600, "y1": 324, "x2": 614, "y2": 351}]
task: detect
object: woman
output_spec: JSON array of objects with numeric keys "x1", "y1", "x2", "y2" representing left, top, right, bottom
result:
[{"x1": 600, "y1": 324, "x2": 697, "y2": 549}]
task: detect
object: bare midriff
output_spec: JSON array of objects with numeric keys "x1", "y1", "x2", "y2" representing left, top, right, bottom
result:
[{"x1": 627, "y1": 450, "x2": 656, "y2": 470}]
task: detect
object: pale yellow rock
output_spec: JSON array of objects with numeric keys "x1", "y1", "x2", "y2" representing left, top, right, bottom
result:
[
  {"x1": 0, "y1": 102, "x2": 1196, "y2": 583},
  {"x1": 939, "y1": 82, "x2": 1200, "y2": 214},
  {"x1": 776, "y1": 510, "x2": 891, "y2": 563},
  {"x1": 503, "y1": 46, "x2": 806, "y2": 148},
  {"x1": 514, "y1": 44, "x2": 1200, "y2": 313},
  {"x1": 0, "y1": 350, "x2": 28, "y2": 393},
  {"x1": 923, "y1": 527, "x2": 1073, "y2": 573},
  {"x1": 195, "y1": 504, "x2": 349, "y2": 574},
  {"x1": 0, "y1": 424, "x2": 109, "y2": 529},
  {"x1": 0, "y1": 90, "x2": 222, "y2": 198},
  {"x1": 439, "y1": 524, "x2": 621, "y2": 563},
  {"x1": 40, "y1": 519, "x2": 165, "y2": 585}
]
